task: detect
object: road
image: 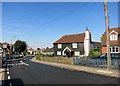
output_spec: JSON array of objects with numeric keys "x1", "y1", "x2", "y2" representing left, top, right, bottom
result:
[{"x1": 2, "y1": 56, "x2": 119, "y2": 85}]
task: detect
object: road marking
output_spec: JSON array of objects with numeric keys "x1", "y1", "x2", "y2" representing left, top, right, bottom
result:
[
  {"x1": 10, "y1": 83, "x2": 12, "y2": 86},
  {"x1": 7, "y1": 64, "x2": 14, "y2": 67},
  {"x1": 7, "y1": 71, "x2": 9, "y2": 75},
  {"x1": 20, "y1": 60, "x2": 30, "y2": 66},
  {"x1": 7, "y1": 68, "x2": 9, "y2": 71},
  {"x1": 23, "y1": 62, "x2": 30, "y2": 66},
  {"x1": 8, "y1": 76, "x2": 11, "y2": 79}
]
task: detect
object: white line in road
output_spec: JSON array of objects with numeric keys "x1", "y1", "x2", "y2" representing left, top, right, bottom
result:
[
  {"x1": 7, "y1": 68, "x2": 9, "y2": 71},
  {"x1": 23, "y1": 62, "x2": 30, "y2": 66},
  {"x1": 20, "y1": 60, "x2": 30, "y2": 66},
  {"x1": 7, "y1": 71, "x2": 9, "y2": 75},
  {"x1": 10, "y1": 83, "x2": 12, "y2": 86},
  {"x1": 8, "y1": 76, "x2": 11, "y2": 79}
]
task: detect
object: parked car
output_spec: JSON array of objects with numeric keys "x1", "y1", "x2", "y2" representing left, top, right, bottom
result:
[
  {"x1": 92, "y1": 53, "x2": 120, "y2": 59},
  {"x1": 0, "y1": 57, "x2": 2, "y2": 68},
  {"x1": 2, "y1": 57, "x2": 8, "y2": 66},
  {"x1": 12, "y1": 52, "x2": 20, "y2": 59}
]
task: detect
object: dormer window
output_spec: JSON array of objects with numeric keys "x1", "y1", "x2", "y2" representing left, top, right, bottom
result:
[
  {"x1": 109, "y1": 30, "x2": 118, "y2": 41},
  {"x1": 110, "y1": 35, "x2": 117, "y2": 41}
]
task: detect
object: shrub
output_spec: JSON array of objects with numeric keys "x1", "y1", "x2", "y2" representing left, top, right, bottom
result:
[
  {"x1": 35, "y1": 54, "x2": 42, "y2": 60},
  {"x1": 88, "y1": 50, "x2": 101, "y2": 58}
]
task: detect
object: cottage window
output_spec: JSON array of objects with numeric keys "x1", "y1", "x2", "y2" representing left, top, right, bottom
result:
[
  {"x1": 116, "y1": 47, "x2": 118, "y2": 52},
  {"x1": 57, "y1": 51, "x2": 61, "y2": 55},
  {"x1": 110, "y1": 35, "x2": 117, "y2": 41},
  {"x1": 112, "y1": 47, "x2": 115, "y2": 52},
  {"x1": 110, "y1": 47, "x2": 112, "y2": 52},
  {"x1": 75, "y1": 51, "x2": 80, "y2": 56},
  {"x1": 110, "y1": 47, "x2": 119, "y2": 53},
  {"x1": 72, "y1": 43, "x2": 77, "y2": 48},
  {"x1": 58, "y1": 44, "x2": 62, "y2": 49}
]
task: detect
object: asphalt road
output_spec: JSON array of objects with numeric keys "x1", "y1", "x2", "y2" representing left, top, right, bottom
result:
[{"x1": 3, "y1": 56, "x2": 119, "y2": 85}]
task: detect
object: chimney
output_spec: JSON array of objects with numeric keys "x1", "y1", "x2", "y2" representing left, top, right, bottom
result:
[{"x1": 84, "y1": 26, "x2": 90, "y2": 56}]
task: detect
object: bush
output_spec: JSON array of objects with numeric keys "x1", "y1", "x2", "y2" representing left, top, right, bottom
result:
[
  {"x1": 35, "y1": 54, "x2": 42, "y2": 60},
  {"x1": 88, "y1": 50, "x2": 100, "y2": 58}
]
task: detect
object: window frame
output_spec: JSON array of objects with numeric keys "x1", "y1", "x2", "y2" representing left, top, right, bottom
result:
[
  {"x1": 75, "y1": 51, "x2": 80, "y2": 56},
  {"x1": 110, "y1": 34, "x2": 118, "y2": 41},
  {"x1": 58, "y1": 44, "x2": 62, "y2": 49},
  {"x1": 72, "y1": 43, "x2": 77, "y2": 48},
  {"x1": 57, "y1": 51, "x2": 61, "y2": 55}
]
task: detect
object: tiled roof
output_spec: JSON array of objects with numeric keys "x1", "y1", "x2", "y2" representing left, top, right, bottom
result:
[
  {"x1": 2, "y1": 42, "x2": 9, "y2": 45},
  {"x1": 102, "y1": 27, "x2": 120, "y2": 46},
  {"x1": 54, "y1": 33, "x2": 85, "y2": 44},
  {"x1": 28, "y1": 48, "x2": 33, "y2": 51}
]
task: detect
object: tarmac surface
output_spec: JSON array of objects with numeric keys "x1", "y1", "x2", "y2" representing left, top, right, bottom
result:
[
  {"x1": 0, "y1": 56, "x2": 120, "y2": 85},
  {"x1": 31, "y1": 57, "x2": 120, "y2": 78}
]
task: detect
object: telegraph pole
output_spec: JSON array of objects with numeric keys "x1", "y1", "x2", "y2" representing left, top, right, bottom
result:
[{"x1": 104, "y1": 0, "x2": 112, "y2": 70}]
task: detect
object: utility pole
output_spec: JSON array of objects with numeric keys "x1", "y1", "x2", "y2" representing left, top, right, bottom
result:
[{"x1": 104, "y1": 0, "x2": 112, "y2": 70}]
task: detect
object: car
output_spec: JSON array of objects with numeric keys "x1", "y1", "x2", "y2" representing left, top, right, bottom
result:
[
  {"x1": 0, "y1": 57, "x2": 2, "y2": 68},
  {"x1": 1, "y1": 57, "x2": 8, "y2": 66},
  {"x1": 11, "y1": 52, "x2": 20, "y2": 59},
  {"x1": 93, "y1": 53, "x2": 120, "y2": 59}
]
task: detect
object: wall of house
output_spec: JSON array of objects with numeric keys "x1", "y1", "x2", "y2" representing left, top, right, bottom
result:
[
  {"x1": 102, "y1": 47, "x2": 107, "y2": 54},
  {"x1": 119, "y1": 34, "x2": 120, "y2": 45},
  {"x1": 90, "y1": 43, "x2": 94, "y2": 51},
  {"x1": 54, "y1": 43, "x2": 84, "y2": 56}
]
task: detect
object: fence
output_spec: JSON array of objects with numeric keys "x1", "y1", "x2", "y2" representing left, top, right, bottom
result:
[{"x1": 73, "y1": 57, "x2": 120, "y2": 69}]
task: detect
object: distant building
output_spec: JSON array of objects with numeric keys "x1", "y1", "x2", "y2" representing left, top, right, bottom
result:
[
  {"x1": 41, "y1": 47, "x2": 54, "y2": 55},
  {"x1": 101, "y1": 27, "x2": 120, "y2": 54},
  {"x1": 53, "y1": 27, "x2": 101, "y2": 57},
  {"x1": 28, "y1": 48, "x2": 34, "y2": 55},
  {"x1": 0, "y1": 43, "x2": 3, "y2": 57},
  {"x1": 0, "y1": 42, "x2": 14, "y2": 57}
]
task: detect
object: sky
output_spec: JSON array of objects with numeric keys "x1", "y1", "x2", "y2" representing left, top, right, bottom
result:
[{"x1": 2, "y1": 2, "x2": 118, "y2": 49}]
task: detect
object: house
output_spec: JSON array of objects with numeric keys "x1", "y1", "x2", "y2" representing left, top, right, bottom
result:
[
  {"x1": 28, "y1": 48, "x2": 34, "y2": 55},
  {"x1": 0, "y1": 43, "x2": 3, "y2": 57},
  {"x1": 41, "y1": 47, "x2": 54, "y2": 55},
  {"x1": 53, "y1": 27, "x2": 101, "y2": 57},
  {"x1": 0, "y1": 42, "x2": 14, "y2": 55},
  {"x1": 101, "y1": 27, "x2": 120, "y2": 54}
]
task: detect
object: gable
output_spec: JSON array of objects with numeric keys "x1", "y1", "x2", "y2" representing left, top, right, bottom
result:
[
  {"x1": 109, "y1": 30, "x2": 118, "y2": 35},
  {"x1": 102, "y1": 27, "x2": 120, "y2": 46}
]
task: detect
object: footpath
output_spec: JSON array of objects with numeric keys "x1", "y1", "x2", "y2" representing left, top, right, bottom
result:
[
  {"x1": 31, "y1": 57, "x2": 120, "y2": 78},
  {"x1": 0, "y1": 68, "x2": 5, "y2": 86}
]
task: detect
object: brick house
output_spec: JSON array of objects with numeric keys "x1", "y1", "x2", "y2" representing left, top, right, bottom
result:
[
  {"x1": 53, "y1": 27, "x2": 101, "y2": 57},
  {"x1": 101, "y1": 27, "x2": 120, "y2": 54}
]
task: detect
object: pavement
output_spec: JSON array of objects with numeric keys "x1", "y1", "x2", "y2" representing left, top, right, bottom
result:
[
  {"x1": 0, "y1": 68, "x2": 5, "y2": 86},
  {"x1": 31, "y1": 57, "x2": 120, "y2": 78}
]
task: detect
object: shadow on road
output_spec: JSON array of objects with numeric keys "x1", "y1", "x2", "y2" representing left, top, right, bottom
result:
[{"x1": 2, "y1": 78, "x2": 24, "y2": 86}]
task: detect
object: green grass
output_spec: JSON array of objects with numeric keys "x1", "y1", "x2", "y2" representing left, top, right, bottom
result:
[{"x1": 35, "y1": 54, "x2": 73, "y2": 65}]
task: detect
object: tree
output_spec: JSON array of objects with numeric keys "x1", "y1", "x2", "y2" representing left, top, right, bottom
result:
[
  {"x1": 14, "y1": 40, "x2": 27, "y2": 54},
  {"x1": 100, "y1": 33, "x2": 104, "y2": 42},
  {"x1": 37, "y1": 48, "x2": 40, "y2": 50}
]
